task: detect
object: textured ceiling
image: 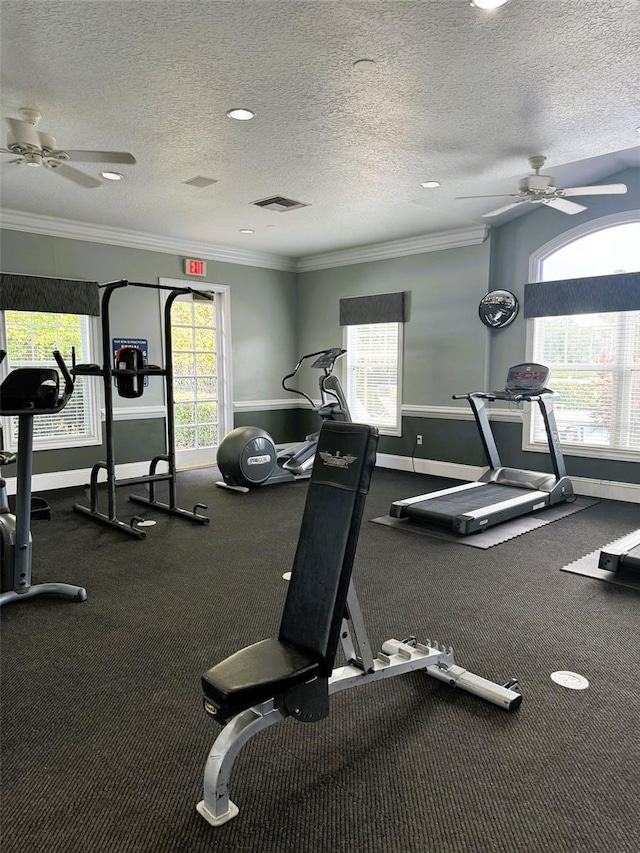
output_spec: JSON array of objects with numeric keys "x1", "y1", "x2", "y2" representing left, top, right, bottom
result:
[{"x1": 1, "y1": 0, "x2": 639, "y2": 260}]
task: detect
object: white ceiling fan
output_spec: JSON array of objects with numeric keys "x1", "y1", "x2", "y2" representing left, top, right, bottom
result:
[
  {"x1": 1, "y1": 108, "x2": 136, "y2": 188},
  {"x1": 458, "y1": 155, "x2": 627, "y2": 218}
]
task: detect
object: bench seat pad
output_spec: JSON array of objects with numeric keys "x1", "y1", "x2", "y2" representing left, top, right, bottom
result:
[{"x1": 201, "y1": 637, "x2": 321, "y2": 714}]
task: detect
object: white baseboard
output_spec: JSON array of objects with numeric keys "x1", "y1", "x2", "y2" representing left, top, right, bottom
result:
[
  {"x1": 376, "y1": 452, "x2": 482, "y2": 482},
  {"x1": 4, "y1": 460, "x2": 168, "y2": 496},
  {"x1": 376, "y1": 452, "x2": 640, "y2": 504},
  {"x1": 7, "y1": 453, "x2": 639, "y2": 504}
]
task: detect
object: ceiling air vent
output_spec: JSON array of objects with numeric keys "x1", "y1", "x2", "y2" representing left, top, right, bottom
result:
[
  {"x1": 183, "y1": 176, "x2": 218, "y2": 188},
  {"x1": 252, "y1": 195, "x2": 309, "y2": 212}
]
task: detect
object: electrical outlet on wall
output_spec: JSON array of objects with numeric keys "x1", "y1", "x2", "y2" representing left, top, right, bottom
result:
[{"x1": 416, "y1": 434, "x2": 423, "y2": 446}]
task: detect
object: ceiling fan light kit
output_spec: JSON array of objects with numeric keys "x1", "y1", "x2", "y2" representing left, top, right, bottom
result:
[{"x1": 1, "y1": 108, "x2": 135, "y2": 188}]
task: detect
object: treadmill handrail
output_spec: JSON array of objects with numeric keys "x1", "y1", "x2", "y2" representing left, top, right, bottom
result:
[
  {"x1": 450, "y1": 385, "x2": 567, "y2": 480},
  {"x1": 453, "y1": 388, "x2": 558, "y2": 403}
]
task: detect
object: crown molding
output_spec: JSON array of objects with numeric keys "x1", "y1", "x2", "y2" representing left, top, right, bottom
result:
[
  {"x1": 297, "y1": 225, "x2": 489, "y2": 272},
  {"x1": 0, "y1": 209, "x2": 298, "y2": 272},
  {"x1": 0, "y1": 209, "x2": 489, "y2": 273}
]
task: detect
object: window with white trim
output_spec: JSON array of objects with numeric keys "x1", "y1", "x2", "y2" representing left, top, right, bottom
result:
[
  {"x1": 0, "y1": 310, "x2": 101, "y2": 451},
  {"x1": 529, "y1": 221, "x2": 640, "y2": 459},
  {"x1": 343, "y1": 321, "x2": 403, "y2": 434}
]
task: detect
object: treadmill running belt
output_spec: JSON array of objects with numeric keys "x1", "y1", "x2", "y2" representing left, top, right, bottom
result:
[{"x1": 406, "y1": 483, "x2": 537, "y2": 516}]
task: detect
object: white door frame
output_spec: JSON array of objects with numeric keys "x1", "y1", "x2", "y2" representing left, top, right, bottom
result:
[{"x1": 158, "y1": 277, "x2": 233, "y2": 469}]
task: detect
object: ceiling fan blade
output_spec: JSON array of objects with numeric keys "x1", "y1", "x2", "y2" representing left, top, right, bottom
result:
[
  {"x1": 482, "y1": 200, "x2": 529, "y2": 218},
  {"x1": 65, "y1": 150, "x2": 136, "y2": 164},
  {"x1": 560, "y1": 184, "x2": 627, "y2": 197},
  {"x1": 542, "y1": 197, "x2": 587, "y2": 215},
  {"x1": 456, "y1": 194, "x2": 521, "y2": 199},
  {"x1": 47, "y1": 161, "x2": 103, "y2": 188},
  {"x1": 1, "y1": 157, "x2": 22, "y2": 167}
]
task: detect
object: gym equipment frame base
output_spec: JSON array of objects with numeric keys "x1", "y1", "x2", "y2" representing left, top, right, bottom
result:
[
  {"x1": 373, "y1": 495, "x2": 599, "y2": 549},
  {"x1": 196, "y1": 593, "x2": 521, "y2": 827},
  {"x1": 0, "y1": 582, "x2": 87, "y2": 608}
]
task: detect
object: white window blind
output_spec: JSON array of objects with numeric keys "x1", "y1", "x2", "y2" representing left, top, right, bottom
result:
[
  {"x1": 1, "y1": 310, "x2": 100, "y2": 450},
  {"x1": 530, "y1": 221, "x2": 640, "y2": 457},
  {"x1": 344, "y1": 322, "x2": 401, "y2": 433},
  {"x1": 532, "y1": 311, "x2": 640, "y2": 452}
]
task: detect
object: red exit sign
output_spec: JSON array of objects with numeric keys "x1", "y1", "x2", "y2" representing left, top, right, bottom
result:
[{"x1": 184, "y1": 258, "x2": 206, "y2": 277}]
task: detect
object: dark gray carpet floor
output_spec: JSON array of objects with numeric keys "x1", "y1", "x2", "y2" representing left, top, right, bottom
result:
[{"x1": 1, "y1": 467, "x2": 639, "y2": 853}]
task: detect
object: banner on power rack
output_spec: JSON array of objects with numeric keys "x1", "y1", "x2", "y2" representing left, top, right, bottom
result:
[{"x1": 112, "y1": 338, "x2": 149, "y2": 394}]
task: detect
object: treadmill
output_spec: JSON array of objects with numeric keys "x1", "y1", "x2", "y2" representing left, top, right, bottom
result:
[
  {"x1": 390, "y1": 363, "x2": 575, "y2": 535},
  {"x1": 598, "y1": 529, "x2": 640, "y2": 578}
]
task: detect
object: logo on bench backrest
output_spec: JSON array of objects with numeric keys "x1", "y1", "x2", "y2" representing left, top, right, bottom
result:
[{"x1": 319, "y1": 450, "x2": 357, "y2": 469}]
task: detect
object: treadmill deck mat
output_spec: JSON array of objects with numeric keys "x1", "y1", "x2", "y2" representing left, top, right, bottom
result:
[
  {"x1": 561, "y1": 534, "x2": 640, "y2": 592},
  {"x1": 371, "y1": 496, "x2": 600, "y2": 549}
]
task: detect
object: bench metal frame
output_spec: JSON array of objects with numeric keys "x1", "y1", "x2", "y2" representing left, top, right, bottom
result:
[{"x1": 196, "y1": 580, "x2": 521, "y2": 826}]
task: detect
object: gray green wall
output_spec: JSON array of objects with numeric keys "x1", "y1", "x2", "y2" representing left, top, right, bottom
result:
[
  {"x1": 0, "y1": 228, "x2": 298, "y2": 473},
  {"x1": 297, "y1": 167, "x2": 640, "y2": 485},
  {"x1": 2, "y1": 165, "x2": 638, "y2": 486},
  {"x1": 298, "y1": 238, "x2": 492, "y2": 406}
]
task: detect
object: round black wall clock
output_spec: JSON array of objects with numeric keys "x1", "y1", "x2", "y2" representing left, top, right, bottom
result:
[{"x1": 478, "y1": 290, "x2": 519, "y2": 328}]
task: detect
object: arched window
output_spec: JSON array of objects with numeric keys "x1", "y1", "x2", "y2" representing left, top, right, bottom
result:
[{"x1": 527, "y1": 215, "x2": 640, "y2": 459}]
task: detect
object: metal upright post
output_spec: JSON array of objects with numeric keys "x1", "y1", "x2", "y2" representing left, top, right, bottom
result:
[
  {"x1": 164, "y1": 289, "x2": 180, "y2": 510},
  {"x1": 466, "y1": 394, "x2": 502, "y2": 470},
  {"x1": 12, "y1": 415, "x2": 33, "y2": 590},
  {"x1": 100, "y1": 281, "x2": 129, "y2": 522},
  {"x1": 535, "y1": 394, "x2": 567, "y2": 481}
]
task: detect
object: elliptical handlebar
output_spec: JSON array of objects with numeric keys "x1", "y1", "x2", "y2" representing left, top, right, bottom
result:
[
  {"x1": 53, "y1": 349, "x2": 75, "y2": 399},
  {"x1": 282, "y1": 348, "x2": 346, "y2": 408}
]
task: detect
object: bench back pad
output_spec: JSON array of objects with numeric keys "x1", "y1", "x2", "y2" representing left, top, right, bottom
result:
[{"x1": 278, "y1": 421, "x2": 378, "y2": 676}]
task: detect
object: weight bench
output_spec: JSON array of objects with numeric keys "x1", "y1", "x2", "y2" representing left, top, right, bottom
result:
[{"x1": 197, "y1": 420, "x2": 522, "y2": 827}]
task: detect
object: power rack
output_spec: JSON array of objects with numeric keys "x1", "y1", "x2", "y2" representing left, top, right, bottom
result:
[{"x1": 72, "y1": 280, "x2": 210, "y2": 539}]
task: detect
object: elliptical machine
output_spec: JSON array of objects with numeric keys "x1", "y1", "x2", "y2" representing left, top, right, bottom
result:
[
  {"x1": 216, "y1": 348, "x2": 351, "y2": 491},
  {"x1": 0, "y1": 349, "x2": 87, "y2": 607}
]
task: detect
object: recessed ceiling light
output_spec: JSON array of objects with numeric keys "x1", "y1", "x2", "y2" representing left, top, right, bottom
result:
[
  {"x1": 470, "y1": 0, "x2": 510, "y2": 9},
  {"x1": 420, "y1": 180, "x2": 441, "y2": 188},
  {"x1": 239, "y1": 229, "x2": 254, "y2": 234},
  {"x1": 635, "y1": 125, "x2": 640, "y2": 134},
  {"x1": 353, "y1": 59, "x2": 376, "y2": 70},
  {"x1": 227, "y1": 108, "x2": 255, "y2": 121},
  {"x1": 101, "y1": 171, "x2": 124, "y2": 181}
]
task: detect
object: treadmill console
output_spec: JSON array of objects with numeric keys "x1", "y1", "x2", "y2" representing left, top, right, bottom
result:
[{"x1": 505, "y1": 363, "x2": 550, "y2": 393}]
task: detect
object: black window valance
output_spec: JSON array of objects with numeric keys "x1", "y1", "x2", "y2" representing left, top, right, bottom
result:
[
  {"x1": 339, "y1": 291, "x2": 407, "y2": 326},
  {"x1": 524, "y1": 271, "x2": 640, "y2": 318},
  {"x1": 0, "y1": 273, "x2": 101, "y2": 315}
]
